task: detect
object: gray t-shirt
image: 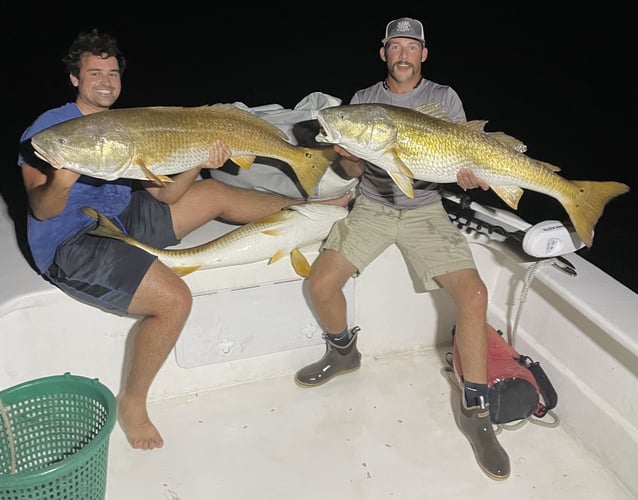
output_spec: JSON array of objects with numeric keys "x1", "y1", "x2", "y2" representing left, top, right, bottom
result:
[{"x1": 351, "y1": 79, "x2": 466, "y2": 209}]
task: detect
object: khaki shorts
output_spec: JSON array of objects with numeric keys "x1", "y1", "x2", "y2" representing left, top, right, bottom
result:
[{"x1": 322, "y1": 195, "x2": 476, "y2": 291}]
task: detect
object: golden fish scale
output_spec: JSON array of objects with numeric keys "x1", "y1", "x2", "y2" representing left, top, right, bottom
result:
[
  {"x1": 392, "y1": 113, "x2": 576, "y2": 202},
  {"x1": 109, "y1": 106, "x2": 307, "y2": 174}
]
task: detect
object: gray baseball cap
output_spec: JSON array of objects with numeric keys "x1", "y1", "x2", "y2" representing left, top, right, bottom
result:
[{"x1": 381, "y1": 17, "x2": 426, "y2": 45}]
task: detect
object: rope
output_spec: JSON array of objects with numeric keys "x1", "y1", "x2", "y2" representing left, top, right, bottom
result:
[
  {"x1": 495, "y1": 257, "x2": 562, "y2": 433},
  {"x1": 511, "y1": 258, "x2": 557, "y2": 345},
  {"x1": 494, "y1": 410, "x2": 561, "y2": 434},
  {"x1": 0, "y1": 396, "x2": 17, "y2": 474}
]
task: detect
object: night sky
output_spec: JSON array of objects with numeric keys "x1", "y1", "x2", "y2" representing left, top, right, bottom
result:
[{"x1": 5, "y1": 5, "x2": 636, "y2": 292}]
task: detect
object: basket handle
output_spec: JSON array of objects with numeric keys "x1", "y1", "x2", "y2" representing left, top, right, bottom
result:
[{"x1": 0, "y1": 396, "x2": 17, "y2": 474}]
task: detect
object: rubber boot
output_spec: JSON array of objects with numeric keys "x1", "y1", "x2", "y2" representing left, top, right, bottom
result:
[
  {"x1": 294, "y1": 327, "x2": 361, "y2": 387},
  {"x1": 457, "y1": 395, "x2": 511, "y2": 480}
]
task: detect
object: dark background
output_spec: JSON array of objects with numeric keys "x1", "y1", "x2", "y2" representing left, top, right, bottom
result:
[{"x1": 4, "y1": 5, "x2": 636, "y2": 293}]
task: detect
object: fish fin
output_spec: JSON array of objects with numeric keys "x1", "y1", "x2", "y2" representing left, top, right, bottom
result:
[
  {"x1": 290, "y1": 147, "x2": 338, "y2": 197},
  {"x1": 172, "y1": 265, "x2": 202, "y2": 277},
  {"x1": 262, "y1": 229, "x2": 281, "y2": 237},
  {"x1": 458, "y1": 121, "x2": 529, "y2": 154},
  {"x1": 538, "y1": 160, "x2": 561, "y2": 172},
  {"x1": 230, "y1": 155, "x2": 257, "y2": 170},
  {"x1": 460, "y1": 120, "x2": 529, "y2": 155},
  {"x1": 269, "y1": 248, "x2": 288, "y2": 263},
  {"x1": 81, "y1": 206, "x2": 130, "y2": 241},
  {"x1": 389, "y1": 151, "x2": 416, "y2": 198},
  {"x1": 389, "y1": 171, "x2": 415, "y2": 198},
  {"x1": 394, "y1": 151, "x2": 416, "y2": 178},
  {"x1": 207, "y1": 103, "x2": 290, "y2": 141},
  {"x1": 82, "y1": 206, "x2": 166, "y2": 260},
  {"x1": 491, "y1": 186, "x2": 524, "y2": 210},
  {"x1": 462, "y1": 120, "x2": 489, "y2": 133},
  {"x1": 81, "y1": 206, "x2": 99, "y2": 219},
  {"x1": 139, "y1": 162, "x2": 172, "y2": 186},
  {"x1": 290, "y1": 248, "x2": 311, "y2": 277},
  {"x1": 259, "y1": 209, "x2": 292, "y2": 225},
  {"x1": 485, "y1": 130, "x2": 528, "y2": 153},
  {"x1": 414, "y1": 102, "x2": 450, "y2": 120},
  {"x1": 561, "y1": 180, "x2": 629, "y2": 247}
]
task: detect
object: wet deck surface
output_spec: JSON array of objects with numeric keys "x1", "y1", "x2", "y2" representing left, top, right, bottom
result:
[{"x1": 106, "y1": 347, "x2": 632, "y2": 499}]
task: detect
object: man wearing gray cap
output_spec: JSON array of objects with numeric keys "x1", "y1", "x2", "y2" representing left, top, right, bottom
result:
[{"x1": 294, "y1": 17, "x2": 510, "y2": 480}]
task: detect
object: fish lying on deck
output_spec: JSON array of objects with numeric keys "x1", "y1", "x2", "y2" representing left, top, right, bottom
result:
[
  {"x1": 81, "y1": 203, "x2": 348, "y2": 277},
  {"x1": 31, "y1": 104, "x2": 338, "y2": 197},
  {"x1": 315, "y1": 102, "x2": 630, "y2": 247}
]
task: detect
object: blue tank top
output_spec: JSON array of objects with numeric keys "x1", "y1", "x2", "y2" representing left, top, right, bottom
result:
[{"x1": 18, "y1": 103, "x2": 132, "y2": 273}]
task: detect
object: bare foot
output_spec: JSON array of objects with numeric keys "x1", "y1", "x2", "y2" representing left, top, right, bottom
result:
[{"x1": 117, "y1": 393, "x2": 164, "y2": 450}]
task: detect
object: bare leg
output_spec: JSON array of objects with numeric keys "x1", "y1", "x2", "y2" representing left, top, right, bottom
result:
[
  {"x1": 170, "y1": 178, "x2": 352, "y2": 238},
  {"x1": 307, "y1": 249, "x2": 357, "y2": 334},
  {"x1": 118, "y1": 260, "x2": 192, "y2": 450},
  {"x1": 294, "y1": 249, "x2": 361, "y2": 387},
  {"x1": 118, "y1": 179, "x2": 352, "y2": 449},
  {"x1": 436, "y1": 268, "x2": 488, "y2": 385},
  {"x1": 437, "y1": 268, "x2": 510, "y2": 480}
]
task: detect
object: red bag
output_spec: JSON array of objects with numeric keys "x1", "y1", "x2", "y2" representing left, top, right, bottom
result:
[{"x1": 450, "y1": 324, "x2": 557, "y2": 424}]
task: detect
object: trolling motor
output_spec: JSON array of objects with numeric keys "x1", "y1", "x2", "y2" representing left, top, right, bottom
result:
[
  {"x1": 441, "y1": 191, "x2": 585, "y2": 259},
  {"x1": 521, "y1": 220, "x2": 585, "y2": 258}
]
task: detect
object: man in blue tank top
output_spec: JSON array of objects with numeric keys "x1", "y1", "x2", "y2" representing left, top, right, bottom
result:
[
  {"x1": 17, "y1": 29, "x2": 350, "y2": 452},
  {"x1": 294, "y1": 17, "x2": 510, "y2": 480}
]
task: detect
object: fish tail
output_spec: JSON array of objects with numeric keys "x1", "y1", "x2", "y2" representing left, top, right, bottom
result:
[
  {"x1": 563, "y1": 180, "x2": 630, "y2": 247},
  {"x1": 292, "y1": 147, "x2": 339, "y2": 197},
  {"x1": 82, "y1": 206, "x2": 134, "y2": 244}
]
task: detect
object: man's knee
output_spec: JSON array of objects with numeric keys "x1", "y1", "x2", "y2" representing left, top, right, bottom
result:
[
  {"x1": 141, "y1": 277, "x2": 193, "y2": 319},
  {"x1": 467, "y1": 279, "x2": 488, "y2": 311},
  {"x1": 170, "y1": 283, "x2": 193, "y2": 316},
  {"x1": 307, "y1": 269, "x2": 340, "y2": 304}
]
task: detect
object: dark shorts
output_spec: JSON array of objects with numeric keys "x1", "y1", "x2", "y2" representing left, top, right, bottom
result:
[{"x1": 45, "y1": 191, "x2": 180, "y2": 314}]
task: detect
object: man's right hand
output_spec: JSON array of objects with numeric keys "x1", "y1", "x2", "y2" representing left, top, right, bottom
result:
[{"x1": 21, "y1": 162, "x2": 81, "y2": 221}]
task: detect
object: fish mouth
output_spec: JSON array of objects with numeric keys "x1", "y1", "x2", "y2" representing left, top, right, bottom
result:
[
  {"x1": 315, "y1": 125, "x2": 329, "y2": 144},
  {"x1": 315, "y1": 116, "x2": 339, "y2": 145}
]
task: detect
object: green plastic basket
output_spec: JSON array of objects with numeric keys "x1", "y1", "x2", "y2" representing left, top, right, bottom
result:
[{"x1": 0, "y1": 373, "x2": 116, "y2": 500}]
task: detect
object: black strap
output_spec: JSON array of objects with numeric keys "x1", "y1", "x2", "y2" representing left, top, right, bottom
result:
[{"x1": 516, "y1": 355, "x2": 558, "y2": 417}]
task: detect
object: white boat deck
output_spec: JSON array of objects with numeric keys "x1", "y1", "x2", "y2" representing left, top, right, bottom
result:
[
  {"x1": 105, "y1": 346, "x2": 633, "y2": 500},
  {"x1": 2, "y1": 191, "x2": 637, "y2": 499},
  {"x1": 2, "y1": 193, "x2": 637, "y2": 499}
]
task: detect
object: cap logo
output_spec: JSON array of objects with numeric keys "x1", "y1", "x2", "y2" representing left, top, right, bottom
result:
[
  {"x1": 382, "y1": 17, "x2": 425, "y2": 45},
  {"x1": 395, "y1": 20, "x2": 412, "y2": 34}
]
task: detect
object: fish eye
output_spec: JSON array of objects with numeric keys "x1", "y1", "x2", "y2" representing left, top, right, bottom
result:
[{"x1": 57, "y1": 137, "x2": 67, "y2": 145}]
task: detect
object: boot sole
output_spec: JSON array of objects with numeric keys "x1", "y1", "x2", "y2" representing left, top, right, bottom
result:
[
  {"x1": 294, "y1": 366, "x2": 361, "y2": 388},
  {"x1": 465, "y1": 437, "x2": 511, "y2": 481}
]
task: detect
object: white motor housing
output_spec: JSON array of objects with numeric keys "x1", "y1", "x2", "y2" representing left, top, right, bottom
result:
[{"x1": 522, "y1": 220, "x2": 586, "y2": 258}]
